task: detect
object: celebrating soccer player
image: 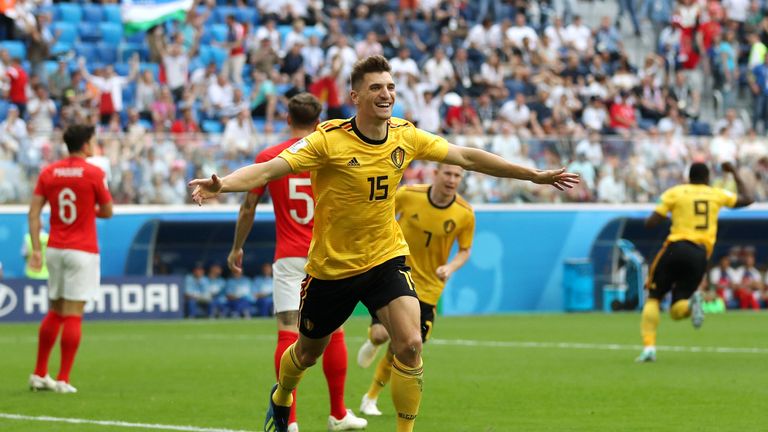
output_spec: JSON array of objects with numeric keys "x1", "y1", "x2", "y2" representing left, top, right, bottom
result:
[
  {"x1": 190, "y1": 55, "x2": 578, "y2": 432},
  {"x1": 636, "y1": 162, "x2": 753, "y2": 363},
  {"x1": 227, "y1": 93, "x2": 366, "y2": 432},
  {"x1": 357, "y1": 164, "x2": 474, "y2": 417},
  {"x1": 28, "y1": 124, "x2": 113, "y2": 393}
]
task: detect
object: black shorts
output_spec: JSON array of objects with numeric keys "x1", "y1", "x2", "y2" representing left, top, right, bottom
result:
[
  {"x1": 299, "y1": 256, "x2": 418, "y2": 338},
  {"x1": 371, "y1": 300, "x2": 436, "y2": 343},
  {"x1": 647, "y1": 241, "x2": 708, "y2": 302}
]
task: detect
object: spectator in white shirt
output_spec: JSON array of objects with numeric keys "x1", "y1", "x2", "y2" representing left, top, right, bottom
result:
[
  {"x1": 325, "y1": 35, "x2": 357, "y2": 89},
  {"x1": 283, "y1": 18, "x2": 308, "y2": 53},
  {"x1": 543, "y1": 16, "x2": 567, "y2": 53},
  {"x1": 223, "y1": 108, "x2": 256, "y2": 154},
  {"x1": 422, "y1": 47, "x2": 455, "y2": 88},
  {"x1": 564, "y1": 15, "x2": 592, "y2": 53},
  {"x1": 581, "y1": 96, "x2": 608, "y2": 132},
  {"x1": 253, "y1": 18, "x2": 281, "y2": 55},
  {"x1": 389, "y1": 47, "x2": 420, "y2": 89},
  {"x1": 506, "y1": 13, "x2": 538, "y2": 50},
  {"x1": 80, "y1": 55, "x2": 139, "y2": 120},
  {"x1": 464, "y1": 18, "x2": 495, "y2": 54},
  {"x1": 356, "y1": 31, "x2": 384, "y2": 59},
  {"x1": 301, "y1": 35, "x2": 325, "y2": 77},
  {"x1": 713, "y1": 108, "x2": 747, "y2": 139},
  {"x1": 207, "y1": 73, "x2": 235, "y2": 119},
  {"x1": 161, "y1": 39, "x2": 190, "y2": 101},
  {"x1": 0, "y1": 105, "x2": 26, "y2": 161},
  {"x1": 499, "y1": 92, "x2": 531, "y2": 129},
  {"x1": 26, "y1": 84, "x2": 56, "y2": 135}
]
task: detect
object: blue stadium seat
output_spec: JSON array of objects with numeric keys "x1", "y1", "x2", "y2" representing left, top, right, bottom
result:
[
  {"x1": 392, "y1": 102, "x2": 406, "y2": 118},
  {"x1": 44, "y1": 60, "x2": 59, "y2": 77},
  {"x1": 122, "y1": 84, "x2": 136, "y2": 107},
  {"x1": 0, "y1": 100, "x2": 9, "y2": 121},
  {"x1": 99, "y1": 22, "x2": 123, "y2": 45},
  {"x1": 202, "y1": 120, "x2": 223, "y2": 133},
  {"x1": 277, "y1": 25, "x2": 292, "y2": 44},
  {"x1": 138, "y1": 119, "x2": 154, "y2": 131},
  {"x1": 0, "y1": 41, "x2": 26, "y2": 60},
  {"x1": 102, "y1": 5, "x2": 122, "y2": 23},
  {"x1": 51, "y1": 22, "x2": 77, "y2": 44},
  {"x1": 214, "y1": 6, "x2": 236, "y2": 23},
  {"x1": 139, "y1": 62, "x2": 159, "y2": 80},
  {"x1": 125, "y1": 30, "x2": 146, "y2": 44},
  {"x1": 74, "y1": 42, "x2": 97, "y2": 60},
  {"x1": 114, "y1": 62, "x2": 130, "y2": 76},
  {"x1": 97, "y1": 42, "x2": 118, "y2": 65},
  {"x1": 50, "y1": 41, "x2": 73, "y2": 57},
  {"x1": 78, "y1": 22, "x2": 102, "y2": 42},
  {"x1": 210, "y1": 24, "x2": 228, "y2": 43},
  {"x1": 56, "y1": 3, "x2": 83, "y2": 23},
  {"x1": 235, "y1": 7, "x2": 258, "y2": 26},
  {"x1": 82, "y1": 3, "x2": 103, "y2": 22},
  {"x1": 303, "y1": 26, "x2": 325, "y2": 40},
  {"x1": 120, "y1": 44, "x2": 149, "y2": 62},
  {"x1": 209, "y1": 46, "x2": 227, "y2": 68}
]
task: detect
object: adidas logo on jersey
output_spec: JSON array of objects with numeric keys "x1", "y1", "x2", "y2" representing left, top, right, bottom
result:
[{"x1": 347, "y1": 157, "x2": 361, "y2": 167}]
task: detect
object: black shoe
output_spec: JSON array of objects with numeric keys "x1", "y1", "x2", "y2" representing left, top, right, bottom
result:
[{"x1": 264, "y1": 384, "x2": 290, "y2": 432}]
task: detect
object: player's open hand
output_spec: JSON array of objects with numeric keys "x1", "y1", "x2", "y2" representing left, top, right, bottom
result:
[
  {"x1": 188, "y1": 174, "x2": 223, "y2": 205},
  {"x1": 721, "y1": 161, "x2": 736, "y2": 173},
  {"x1": 227, "y1": 248, "x2": 244, "y2": 277},
  {"x1": 532, "y1": 168, "x2": 580, "y2": 191}
]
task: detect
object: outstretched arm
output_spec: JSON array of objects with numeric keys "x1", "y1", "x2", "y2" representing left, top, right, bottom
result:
[
  {"x1": 189, "y1": 157, "x2": 291, "y2": 204},
  {"x1": 722, "y1": 162, "x2": 754, "y2": 208},
  {"x1": 228, "y1": 191, "x2": 260, "y2": 276},
  {"x1": 441, "y1": 144, "x2": 580, "y2": 190}
]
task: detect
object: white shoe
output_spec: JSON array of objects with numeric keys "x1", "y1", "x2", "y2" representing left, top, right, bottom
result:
[
  {"x1": 29, "y1": 374, "x2": 57, "y2": 391},
  {"x1": 54, "y1": 381, "x2": 78, "y2": 393},
  {"x1": 690, "y1": 291, "x2": 704, "y2": 329},
  {"x1": 635, "y1": 347, "x2": 657, "y2": 363},
  {"x1": 288, "y1": 422, "x2": 299, "y2": 432},
  {"x1": 357, "y1": 340, "x2": 381, "y2": 368},
  {"x1": 359, "y1": 394, "x2": 382, "y2": 416},
  {"x1": 328, "y1": 409, "x2": 367, "y2": 431}
]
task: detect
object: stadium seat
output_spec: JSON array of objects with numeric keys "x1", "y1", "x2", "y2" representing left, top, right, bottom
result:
[
  {"x1": 51, "y1": 22, "x2": 77, "y2": 44},
  {"x1": 303, "y1": 26, "x2": 326, "y2": 40},
  {"x1": 114, "y1": 62, "x2": 130, "y2": 76},
  {"x1": 0, "y1": 100, "x2": 9, "y2": 120},
  {"x1": 122, "y1": 84, "x2": 136, "y2": 107},
  {"x1": 82, "y1": 4, "x2": 103, "y2": 22},
  {"x1": 50, "y1": 41, "x2": 73, "y2": 57},
  {"x1": 97, "y1": 42, "x2": 119, "y2": 65},
  {"x1": 0, "y1": 40, "x2": 25, "y2": 60},
  {"x1": 392, "y1": 102, "x2": 406, "y2": 118},
  {"x1": 210, "y1": 24, "x2": 228, "y2": 43},
  {"x1": 99, "y1": 22, "x2": 123, "y2": 45},
  {"x1": 125, "y1": 30, "x2": 146, "y2": 45},
  {"x1": 102, "y1": 5, "x2": 122, "y2": 24},
  {"x1": 214, "y1": 6, "x2": 236, "y2": 23},
  {"x1": 120, "y1": 43, "x2": 149, "y2": 62},
  {"x1": 209, "y1": 46, "x2": 227, "y2": 68},
  {"x1": 74, "y1": 42, "x2": 97, "y2": 60},
  {"x1": 202, "y1": 120, "x2": 223, "y2": 133},
  {"x1": 78, "y1": 22, "x2": 102, "y2": 42},
  {"x1": 56, "y1": 3, "x2": 83, "y2": 23},
  {"x1": 138, "y1": 119, "x2": 154, "y2": 131},
  {"x1": 235, "y1": 7, "x2": 258, "y2": 26},
  {"x1": 277, "y1": 25, "x2": 292, "y2": 44},
  {"x1": 44, "y1": 60, "x2": 59, "y2": 77}
]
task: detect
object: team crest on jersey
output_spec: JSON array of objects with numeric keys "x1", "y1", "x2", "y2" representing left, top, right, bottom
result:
[
  {"x1": 444, "y1": 219, "x2": 456, "y2": 233},
  {"x1": 287, "y1": 138, "x2": 309, "y2": 154},
  {"x1": 391, "y1": 146, "x2": 405, "y2": 168}
]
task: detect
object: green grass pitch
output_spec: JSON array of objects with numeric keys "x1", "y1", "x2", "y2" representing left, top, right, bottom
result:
[{"x1": 1, "y1": 312, "x2": 767, "y2": 431}]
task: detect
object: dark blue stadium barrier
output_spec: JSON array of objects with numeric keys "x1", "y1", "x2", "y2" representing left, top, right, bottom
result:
[{"x1": 0, "y1": 276, "x2": 184, "y2": 322}]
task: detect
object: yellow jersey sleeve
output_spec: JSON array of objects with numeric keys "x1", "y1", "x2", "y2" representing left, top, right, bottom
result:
[
  {"x1": 277, "y1": 131, "x2": 326, "y2": 172},
  {"x1": 654, "y1": 187, "x2": 677, "y2": 216},
  {"x1": 411, "y1": 128, "x2": 450, "y2": 162},
  {"x1": 457, "y1": 210, "x2": 475, "y2": 250},
  {"x1": 717, "y1": 188, "x2": 738, "y2": 208}
]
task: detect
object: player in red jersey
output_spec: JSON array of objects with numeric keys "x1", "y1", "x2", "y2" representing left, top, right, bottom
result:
[
  {"x1": 27, "y1": 124, "x2": 113, "y2": 393},
  {"x1": 227, "y1": 93, "x2": 367, "y2": 432}
]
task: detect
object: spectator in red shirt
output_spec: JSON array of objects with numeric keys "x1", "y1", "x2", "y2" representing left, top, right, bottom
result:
[
  {"x1": 222, "y1": 15, "x2": 246, "y2": 85},
  {"x1": 5, "y1": 57, "x2": 28, "y2": 117},
  {"x1": 609, "y1": 91, "x2": 638, "y2": 134},
  {"x1": 171, "y1": 106, "x2": 200, "y2": 134}
]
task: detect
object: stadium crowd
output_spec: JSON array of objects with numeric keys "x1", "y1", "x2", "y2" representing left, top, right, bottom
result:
[
  {"x1": 2, "y1": 0, "x2": 768, "y2": 204},
  {"x1": 183, "y1": 261, "x2": 274, "y2": 318}
]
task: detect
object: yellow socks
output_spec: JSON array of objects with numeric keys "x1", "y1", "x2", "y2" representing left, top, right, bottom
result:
[
  {"x1": 670, "y1": 300, "x2": 690, "y2": 320},
  {"x1": 641, "y1": 299, "x2": 660, "y2": 347},
  {"x1": 272, "y1": 343, "x2": 306, "y2": 407},
  {"x1": 391, "y1": 355, "x2": 423, "y2": 432},
  {"x1": 367, "y1": 349, "x2": 394, "y2": 399}
]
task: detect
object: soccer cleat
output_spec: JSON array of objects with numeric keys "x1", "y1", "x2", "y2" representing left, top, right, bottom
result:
[
  {"x1": 54, "y1": 381, "x2": 78, "y2": 393},
  {"x1": 635, "y1": 347, "x2": 657, "y2": 363},
  {"x1": 328, "y1": 409, "x2": 368, "y2": 431},
  {"x1": 29, "y1": 374, "x2": 57, "y2": 391},
  {"x1": 359, "y1": 394, "x2": 382, "y2": 416},
  {"x1": 690, "y1": 291, "x2": 704, "y2": 329},
  {"x1": 264, "y1": 384, "x2": 290, "y2": 432},
  {"x1": 287, "y1": 422, "x2": 299, "y2": 432},
  {"x1": 356, "y1": 340, "x2": 381, "y2": 368}
]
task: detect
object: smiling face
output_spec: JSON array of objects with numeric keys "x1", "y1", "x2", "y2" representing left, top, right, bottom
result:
[{"x1": 351, "y1": 71, "x2": 396, "y2": 122}]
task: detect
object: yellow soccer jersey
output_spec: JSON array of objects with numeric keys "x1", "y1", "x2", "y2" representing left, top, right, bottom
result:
[
  {"x1": 396, "y1": 185, "x2": 475, "y2": 305},
  {"x1": 655, "y1": 183, "x2": 737, "y2": 257},
  {"x1": 278, "y1": 117, "x2": 450, "y2": 280}
]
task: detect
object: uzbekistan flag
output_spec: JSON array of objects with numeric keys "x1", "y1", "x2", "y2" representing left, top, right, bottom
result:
[{"x1": 121, "y1": 0, "x2": 194, "y2": 34}]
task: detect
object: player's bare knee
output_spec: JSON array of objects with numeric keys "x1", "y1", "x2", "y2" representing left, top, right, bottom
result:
[
  {"x1": 393, "y1": 334, "x2": 422, "y2": 365},
  {"x1": 370, "y1": 325, "x2": 390, "y2": 345}
]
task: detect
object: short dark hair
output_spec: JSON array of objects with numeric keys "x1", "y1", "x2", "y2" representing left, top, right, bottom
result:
[
  {"x1": 63, "y1": 124, "x2": 95, "y2": 153},
  {"x1": 288, "y1": 93, "x2": 322, "y2": 128},
  {"x1": 689, "y1": 162, "x2": 710, "y2": 184},
  {"x1": 350, "y1": 55, "x2": 391, "y2": 90}
]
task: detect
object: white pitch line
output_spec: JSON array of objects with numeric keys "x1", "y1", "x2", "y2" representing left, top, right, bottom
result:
[
  {"x1": 428, "y1": 338, "x2": 768, "y2": 354},
  {"x1": 1, "y1": 332, "x2": 766, "y2": 355},
  {"x1": 0, "y1": 413, "x2": 252, "y2": 432}
]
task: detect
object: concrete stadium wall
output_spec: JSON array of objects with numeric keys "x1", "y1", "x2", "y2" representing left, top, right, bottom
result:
[{"x1": 2, "y1": 205, "x2": 766, "y2": 314}]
